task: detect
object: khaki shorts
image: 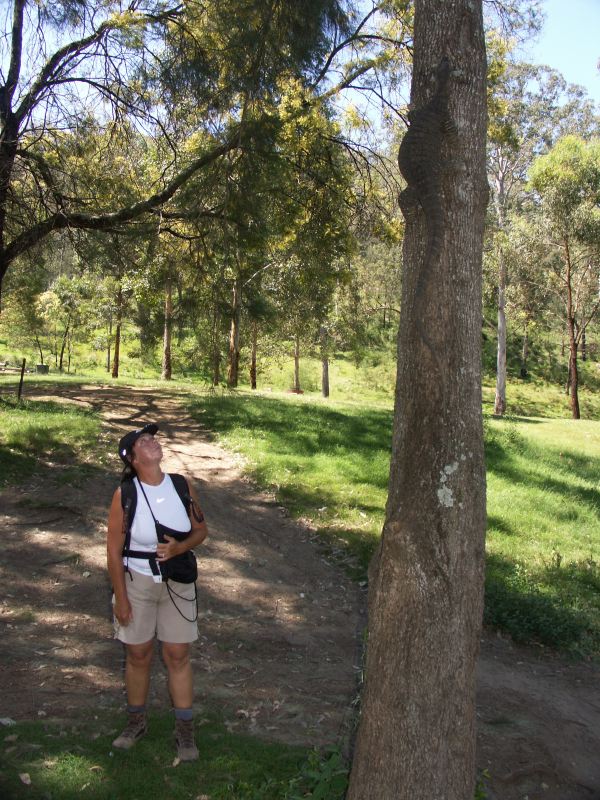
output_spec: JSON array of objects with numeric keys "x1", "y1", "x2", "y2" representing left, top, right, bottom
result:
[{"x1": 113, "y1": 569, "x2": 198, "y2": 645}]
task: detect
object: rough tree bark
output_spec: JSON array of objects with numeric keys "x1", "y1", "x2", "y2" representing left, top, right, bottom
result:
[{"x1": 346, "y1": 2, "x2": 488, "y2": 798}]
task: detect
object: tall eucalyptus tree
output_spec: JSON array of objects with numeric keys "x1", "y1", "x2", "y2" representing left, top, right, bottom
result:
[{"x1": 347, "y1": 0, "x2": 489, "y2": 795}]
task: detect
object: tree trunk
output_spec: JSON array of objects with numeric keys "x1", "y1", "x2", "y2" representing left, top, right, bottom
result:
[
  {"x1": 111, "y1": 285, "x2": 122, "y2": 379},
  {"x1": 107, "y1": 310, "x2": 112, "y2": 372},
  {"x1": 293, "y1": 334, "x2": 301, "y2": 393},
  {"x1": 211, "y1": 306, "x2": 221, "y2": 386},
  {"x1": 520, "y1": 322, "x2": 529, "y2": 378},
  {"x1": 567, "y1": 325, "x2": 580, "y2": 419},
  {"x1": 347, "y1": 3, "x2": 488, "y2": 798},
  {"x1": 58, "y1": 317, "x2": 70, "y2": 372},
  {"x1": 35, "y1": 334, "x2": 44, "y2": 365},
  {"x1": 564, "y1": 238, "x2": 580, "y2": 419},
  {"x1": 227, "y1": 276, "x2": 241, "y2": 388},
  {"x1": 161, "y1": 263, "x2": 173, "y2": 380},
  {"x1": 494, "y1": 249, "x2": 507, "y2": 414},
  {"x1": 582, "y1": 329, "x2": 586, "y2": 362},
  {"x1": 177, "y1": 279, "x2": 184, "y2": 345},
  {"x1": 250, "y1": 320, "x2": 258, "y2": 390},
  {"x1": 320, "y1": 325, "x2": 330, "y2": 398}
]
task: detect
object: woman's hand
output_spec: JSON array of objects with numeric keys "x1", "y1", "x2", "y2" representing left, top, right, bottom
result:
[
  {"x1": 114, "y1": 595, "x2": 133, "y2": 626},
  {"x1": 156, "y1": 535, "x2": 182, "y2": 562}
]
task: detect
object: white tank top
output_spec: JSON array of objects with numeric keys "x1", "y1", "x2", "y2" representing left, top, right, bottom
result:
[{"x1": 124, "y1": 474, "x2": 191, "y2": 580}]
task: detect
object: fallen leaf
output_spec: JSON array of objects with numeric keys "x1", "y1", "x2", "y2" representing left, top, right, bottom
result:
[
  {"x1": 19, "y1": 773, "x2": 31, "y2": 785},
  {"x1": 172, "y1": 756, "x2": 181, "y2": 767},
  {"x1": 89, "y1": 765, "x2": 103, "y2": 772},
  {"x1": 4, "y1": 734, "x2": 18, "y2": 742},
  {"x1": 82, "y1": 571, "x2": 91, "y2": 578}
]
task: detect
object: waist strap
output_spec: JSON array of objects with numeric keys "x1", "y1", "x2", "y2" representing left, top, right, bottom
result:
[{"x1": 122, "y1": 548, "x2": 160, "y2": 577}]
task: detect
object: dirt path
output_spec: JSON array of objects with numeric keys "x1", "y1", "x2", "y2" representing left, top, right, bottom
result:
[{"x1": 1, "y1": 384, "x2": 599, "y2": 799}]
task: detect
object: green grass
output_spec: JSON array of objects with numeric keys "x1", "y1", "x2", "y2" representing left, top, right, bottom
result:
[
  {"x1": 0, "y1": 714, "x2": 347, "y2": 800},
  {"x1": 189, "y1": 389, "x2": 600, "y2": 656},
  {"x1": 0, "y1": 395, "x2": 101, "y2": 486},
  {"x1": 482, "y1": 371, "x2": 600, "y2": 419},
  {"x1": 484, "y1": 416, "x2": 600, "y2": 651},
  {"x1": 191, "y1": 392, "x2": 391, "y2": 575}
]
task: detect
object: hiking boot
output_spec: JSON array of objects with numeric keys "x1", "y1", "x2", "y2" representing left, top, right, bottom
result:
[
  {"x1": 175, "y1": 718, "x2": 198, "y2": 761},
  {"x1": 112, "y1": 712, "x2": 147, "y2": 750}
]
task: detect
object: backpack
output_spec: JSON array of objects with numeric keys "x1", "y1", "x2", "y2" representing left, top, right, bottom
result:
[{"x1": 120, "y1": 473, "x2": 200, "y2": 584}]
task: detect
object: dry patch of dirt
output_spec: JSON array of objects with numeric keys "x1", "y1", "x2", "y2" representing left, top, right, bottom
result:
[{"x1": 1, "y1": 384, "x2": 599, "y2": 799}]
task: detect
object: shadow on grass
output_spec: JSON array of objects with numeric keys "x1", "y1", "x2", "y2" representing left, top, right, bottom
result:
[
  {"x1": 191, "y1": 394, "x2": 392, "y2": 454},
  {"x1": 0, "y1": 396, "x2": 99, "y2": 487},
  {"x1": 485, "y1": 552, "x2": 598, "y2": 654},
  {"x1": 0, "y1": 712, "x2": 338, "y2": 800},
  {"x1": 485, "y1": 421, "x2": 600, "y2": 512}
]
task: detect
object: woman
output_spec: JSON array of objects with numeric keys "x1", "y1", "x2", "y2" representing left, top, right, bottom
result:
[{"x1": 106, "y1": 423, "x2": 208, "y2": 760}]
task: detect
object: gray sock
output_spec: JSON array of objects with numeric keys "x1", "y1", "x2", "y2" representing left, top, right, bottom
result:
[
  {"x1": 174, "y1": 707, "x2": 193, "y2": 721},
  {"x1": 127, "y1": 704, "x2": 146, "y2": 715}
]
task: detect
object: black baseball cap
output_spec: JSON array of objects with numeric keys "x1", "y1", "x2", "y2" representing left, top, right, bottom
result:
[{"x1": 118, "y1": 423, "x2": 159, "y2": 464}]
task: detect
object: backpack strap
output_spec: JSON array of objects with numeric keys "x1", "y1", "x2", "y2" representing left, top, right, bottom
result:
[
  {"x1": 169, "y1": 473, "x2": 204, "y2": 523},
  {"x1": 169, "y1": 473, "x2": 191, "y2": 514},
  {"x1": 120, "y1": 479, "x2": 137, "y2": 577}
]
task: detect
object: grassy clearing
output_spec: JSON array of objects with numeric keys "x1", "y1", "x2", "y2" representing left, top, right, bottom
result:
[
  {"x1": 189, "y1": 390, "x2": 600, "y2": 657},
  {"x1": 191, "y1": 392, "x2": 391, "y2": 575},
  {"x1": 0, "y1": 714, "x2": 347, "y2": 800},
  {"x1": 482, "y1": 372, "x2": 600, "y2": 419},
  {"x1": 0, "y1": 395, "x2": 101, "y2": 486}
]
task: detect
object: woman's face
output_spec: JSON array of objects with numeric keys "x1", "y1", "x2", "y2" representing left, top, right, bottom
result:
[{"x1": 131, "y1": 433, "x2": 163, "y2": 466}]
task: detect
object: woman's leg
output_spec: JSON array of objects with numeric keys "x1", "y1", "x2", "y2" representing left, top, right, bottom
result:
[
  {"x1": 161, "y1": 642, "x2": 193, "y2": 708},
  {"x1": 125, "y1": 640, "x2": 154, "y2": 705},
  {"x1": 162, "y1": 641, "x2": 198, "y2": 761},
  {"x1": 113, "y1": 640, "x2": 154, "y2": 750}
]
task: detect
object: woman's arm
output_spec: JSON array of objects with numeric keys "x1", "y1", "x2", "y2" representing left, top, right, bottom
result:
[
  {"x1": 107, "y1": 487, "x2": 133, "y2": 625},
  {"x1": 157, "y1": 478, "x2": 209, "y2": 561}
]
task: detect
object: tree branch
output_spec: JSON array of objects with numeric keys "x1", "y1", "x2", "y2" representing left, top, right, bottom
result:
[
  {"x1": 1, "y1": 0, "x2": 26, "y2": 117},
  {"x1": 5, "y1": 135, "x2": 238, "y2": 262}
]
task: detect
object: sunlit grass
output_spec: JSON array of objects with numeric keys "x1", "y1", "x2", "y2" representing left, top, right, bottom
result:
[
  {"x1": 190, "y1": 391, "x2": 600, "y2": 655},
  {"x1": 0, "y1": 713, "x2": 347, "y2": 800}
]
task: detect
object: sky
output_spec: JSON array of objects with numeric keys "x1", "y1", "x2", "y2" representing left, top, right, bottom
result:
[{"x1": 525, "y1": 0, "x2": 600, "y2": 105}]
